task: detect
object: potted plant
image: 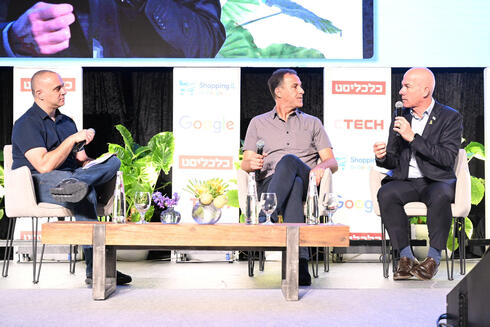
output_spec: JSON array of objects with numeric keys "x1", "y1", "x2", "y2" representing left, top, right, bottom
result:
[
  {"x1": 153, "y1": 191, "x2": 181, "y2": 224},
  {"x1": 185, "y1": 178, "x2": 230, "y2": 224},
  {"x1": 108, "y1": 124, "x2": 174, "y2": 222}
]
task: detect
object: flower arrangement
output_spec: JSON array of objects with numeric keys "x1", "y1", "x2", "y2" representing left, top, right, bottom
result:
[
  {"x1": 152, "y1": 192, "x2": 180, "y2": 210},
  {"x1": 185, "y1": 178, "x2": 229, "y2": 208}
]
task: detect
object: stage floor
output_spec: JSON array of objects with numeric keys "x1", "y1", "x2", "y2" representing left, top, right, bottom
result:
[{"x1": 1, "y1": 253, "x2": 478, "y2": 327}]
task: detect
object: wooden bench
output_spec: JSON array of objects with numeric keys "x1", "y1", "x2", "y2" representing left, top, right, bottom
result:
[{"x1": 42, "y1": 222, "x2": 349, "y2": 301}]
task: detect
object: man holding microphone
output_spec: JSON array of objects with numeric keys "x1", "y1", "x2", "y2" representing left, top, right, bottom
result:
[{"x1": 373, "y1": 67, "x2": 463, "y2": 280}]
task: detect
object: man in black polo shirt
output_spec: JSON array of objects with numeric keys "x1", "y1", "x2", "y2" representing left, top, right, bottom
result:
[{"x1": 11, "y1": 70, "x2": 131, "y2": 286}]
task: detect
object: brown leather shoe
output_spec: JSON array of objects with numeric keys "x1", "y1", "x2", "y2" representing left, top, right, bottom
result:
[
  {"x1": 393, "y1": 257, "x2": 419, "y2": 280},
  {"x1": 411, "y1": 257, "x2": 439, "y2": 280}
]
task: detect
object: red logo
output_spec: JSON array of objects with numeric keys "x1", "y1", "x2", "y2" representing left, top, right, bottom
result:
[
  {"x1": 332, "y1": 81, "x2": 386, "y2": 95},
  {"x1": 334, "y1": 119, "x2": 384, "y2": 130},
  {"x1": 20, "y1": 78, "x2": 76, "y2": 92},
  {"x1": 179, "y1": 155, "x2": 233, "y2": 170}
]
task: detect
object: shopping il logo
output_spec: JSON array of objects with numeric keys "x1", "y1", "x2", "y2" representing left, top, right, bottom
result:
[
  {"x1": 332, "y1": 81, "x2": 386, "y2": 95},
  {"x1": 20, "y1": 78, "x2": 76, "y2": 92}
]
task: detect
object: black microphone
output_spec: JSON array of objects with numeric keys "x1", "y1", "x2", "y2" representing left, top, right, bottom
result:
[
  {"x1": 394, "y1": 101, "x2": 403, "y2": 137},
  {"x1": 256, "y1": 139, "x2": 265, "y2": 155},
  {"x1": 73, "y1": 128, "x2": 95, "y2": 153}
]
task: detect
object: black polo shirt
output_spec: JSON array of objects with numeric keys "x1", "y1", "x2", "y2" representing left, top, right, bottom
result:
[{"x1": 12, "y1": 103, "x2": 79, "y2": 173}]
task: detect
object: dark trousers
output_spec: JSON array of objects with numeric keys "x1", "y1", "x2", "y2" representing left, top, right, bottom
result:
[
  {"x1": 257, "y1": 155, "x2": 311, "y2": 259},
  {"x1": 377, "y1": 177, "x2": 455, "y2": 251}
]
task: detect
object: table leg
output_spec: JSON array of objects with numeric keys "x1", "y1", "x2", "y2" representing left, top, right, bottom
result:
[
  {"x1": 92, "y1": 224, "x2": 116, "y2": 300},
  {"x1": 281, "y1": 226, "x2": 299, "y2": 301}
]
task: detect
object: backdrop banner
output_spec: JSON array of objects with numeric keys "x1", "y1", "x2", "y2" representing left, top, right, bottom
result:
[
  {"x1": 172, "y1": 67, "x2": 240, "y2": 224},
  {"x1": 12, "y1": 66, "x2": 83, "y2": 260},
  {"x1": 324, "y1": 67, "x2": 391, "y2": 240}
]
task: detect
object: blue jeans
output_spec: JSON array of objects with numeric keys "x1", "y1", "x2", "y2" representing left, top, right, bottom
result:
[
  {"x1": 32, "y1": 156, "x2": 121, "y2": 277},
  {"x1": 257, "y1": 154, "x2": 311, "y2": 259}
]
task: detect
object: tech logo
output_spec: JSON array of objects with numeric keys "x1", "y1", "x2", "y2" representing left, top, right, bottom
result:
[
  {"x1": 20, "y1": 78, "x2": 76, "y2": 92},
  {"x1": 332, "y1": 81, "x2": 386, "y2": 95},
  {"x1": 334, "y1": 119, "x2": 384, "y2": 130}
]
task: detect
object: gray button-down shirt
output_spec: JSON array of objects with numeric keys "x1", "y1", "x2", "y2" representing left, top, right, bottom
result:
[{"x1": 243, "y1": 108, "x2": 332, "y2": 181}]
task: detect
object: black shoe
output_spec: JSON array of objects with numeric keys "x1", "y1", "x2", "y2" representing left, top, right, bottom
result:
[
  {"x1": 299, "y1": 258, "x2": 311, "y2": 286},
  {"x1": 85, "y1": 271, "x2": 132, "y2": 286},
  {"x1": 50, "y1": 178, "x2": 88, "y2": 203}
]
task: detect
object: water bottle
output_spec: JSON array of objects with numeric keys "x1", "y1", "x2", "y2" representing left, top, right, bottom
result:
[
  {"x1": 112, "y1": 171, "x2": 126, "y2": 223},
  {"x1": 306, "y1": 172, "x2": 319, "y2": 225},
  {"x1": 245, "y1": 172, "x2": 259, "y2": 225}
]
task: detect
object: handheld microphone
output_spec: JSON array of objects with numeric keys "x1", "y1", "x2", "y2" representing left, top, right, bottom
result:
[
  {"x1": 256, "y1": 139, "x2": 265, "y2": 155},
  {"x1": 73, "y1": 128, "x2": 95, "y2": 153},
  {"x1": 394, "y1": 101, "x2": 403, "y2": 137}
]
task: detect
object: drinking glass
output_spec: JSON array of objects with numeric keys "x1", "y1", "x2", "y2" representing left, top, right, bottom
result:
[
  {"x1": 134, "y1": 191, "x2": 151, "y2": 224},
  {"x1": 260, "y1": 193, "x2": 277, "y2": 225},
  {"x1": 322, "y1": 193, "x2": 341, "y2": 225}
]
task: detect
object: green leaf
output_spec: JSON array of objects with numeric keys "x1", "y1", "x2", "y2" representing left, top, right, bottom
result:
[
  {"x1": 148, "y1": 132, "x2": 174, "y2": 175},
  {"x1": 115, "y1": 124, "x2": 135, "y2": 155},
  {"x1": 465, "y1": 141, "x2": 485, "y2": 161},
  {"x1": 260, "y1": 43, "x2": 325, "y2": 58},
  {"x1": 221, "y1": 0, "x2": 261, "y2": 26},
  {"x1": 264, "y1": 0, "x2": 341, "y2": 34},
  {"x1": 226, "y1": 189, "x2": 239, "y2": 208},
  {"x1": 470, "y1": 176, "x2": 485, "y2": 205},
  {"x1": 447, "y1": 217, "x2": 474, "y2": 252},
  {"x1": 216, "y1": 23, "x2": 261, "y2": 58}
]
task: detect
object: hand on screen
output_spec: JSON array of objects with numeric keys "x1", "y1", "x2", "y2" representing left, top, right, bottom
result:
[{"x1": 10, "y1": 2, "x2": 75, "y2": 56}]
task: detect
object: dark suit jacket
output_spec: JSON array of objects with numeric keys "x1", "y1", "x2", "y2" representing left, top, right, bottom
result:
[
  {"x1": 0, "y1": 0, "x2": 225, "y2": 58},
  {"x1": 376, "y1": 101, "x2": 463, "y2": 183}
]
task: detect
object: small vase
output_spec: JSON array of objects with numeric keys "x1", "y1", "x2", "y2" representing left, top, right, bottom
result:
[
  {"x1": 160, "y1": 207, "x2": 181, "y2": 224},
  {"x1": 191, "y1": 203, "x2": 221, "y2": 224}
]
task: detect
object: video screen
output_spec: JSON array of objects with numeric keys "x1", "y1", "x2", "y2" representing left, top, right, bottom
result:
[{"x1": 0, "y1": 0, "x2": 373, "y2": 59}]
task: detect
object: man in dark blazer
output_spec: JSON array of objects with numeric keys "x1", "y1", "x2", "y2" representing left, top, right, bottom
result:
[
  {"x1": 373, "y1": 67, "x2": 463, "y2": 280},
  {"x1": 0, "y1": 0, "x2": 225, "y2": 58}
]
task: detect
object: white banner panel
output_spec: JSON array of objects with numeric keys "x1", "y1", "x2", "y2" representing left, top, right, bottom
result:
[
  {"x1": 324, "y1": 67, "x2": 391, "y2": 240},
  {"x1": 12, "y1": 66, "x2": 83, "y2": 251},
  {"x1": 173, "y1": 68, "x2": 240, "y2": 223},
  {"x1": 485, "y1": 68, "x2": 489, "y2": 238}
]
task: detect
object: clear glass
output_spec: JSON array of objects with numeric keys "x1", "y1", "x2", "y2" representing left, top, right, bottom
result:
[
  {"x1": 322, "y1": 193, "x2": 341, "y2": 225},
  {"x1": 260, "y1": 192, "x2": 277, "y2": 225},
  {"x1": 134, "y1": 191, "x2": 151, "y2": 224}
]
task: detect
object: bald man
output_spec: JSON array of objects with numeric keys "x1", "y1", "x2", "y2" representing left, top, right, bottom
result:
[
  {"x1": 11, "y1": 70, "x2": 131, "y2": 286},
  {"x1": 373, "y1": 67, "x2": 463, "y2": 280}
]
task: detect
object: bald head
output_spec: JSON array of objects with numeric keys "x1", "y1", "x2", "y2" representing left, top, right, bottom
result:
[
  {"x1": 399, "y1": 67, "x2": 436, "y2": 111},
  {"x1": 404, "y1": 67, "x2": 436, "y2": 96},
  {"x1": 31, "y1": 70, "x2": 67, "y2": 112}
]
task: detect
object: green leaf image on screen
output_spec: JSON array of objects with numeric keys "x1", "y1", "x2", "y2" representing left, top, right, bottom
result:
[{"x1": 218, "y1": 0, "x2": 342, "y2": 58}]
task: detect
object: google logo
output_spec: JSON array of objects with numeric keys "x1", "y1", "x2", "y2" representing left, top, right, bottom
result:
[
  {"x1": 178, "y1": 115, "x2": 234, "y2": 133},
  {"x1": 338, "y1": 199, "x2": 373, "y2": 213}
]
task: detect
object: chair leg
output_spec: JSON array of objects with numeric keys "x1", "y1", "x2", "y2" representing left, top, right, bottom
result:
[
  {"x1": 459, "y1": 217, "x2": 466, "y2": 275},
  {"x1": 31, "y1": 217, "x2": 45, "y2": 284},
  {"x1": 2, "y1": 218, "x2": 17, "y2": 278},
  {"x1": 450, "y1": 218, "x2": 457, "y2": 280},
  {"x1": 381, "y1": 221, "x2": 389, "y2": 278},
  {"x1": 324, "y1": 247, "x2": 329, "y2": 272},
  {"x1": 445, "y1": 247, "x2": 451, "y2": 280},
  {"x1": 310, "y1": 247, "x2": 319, "y2": 278},
  {"x1": 69, "y1": 245, "x2": 78, "y2": 274},
  {"x1": 247, "y1": 251, "x2": 255, "y2": 277},
  {"x1": 258, "y1": 251, "x2": 265, "y2": 272}
]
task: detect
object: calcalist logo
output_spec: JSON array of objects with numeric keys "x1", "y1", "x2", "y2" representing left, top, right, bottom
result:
[
  {"x1": 20, "y1": 78, "x2": 76, "y2": 92},
  {"x1": 332, "y1": 81, "x2": 386, "y2": 95},
  {"x1": 179, "y1": 155, "x2": 234, "y2": 170}
]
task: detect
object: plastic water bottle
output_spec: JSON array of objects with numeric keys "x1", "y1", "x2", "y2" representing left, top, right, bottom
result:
[
  {"x1": 112, "y1": 171, "x2": 126, "y2": 223},
  {"x1": 306, "y1": 172, "x2": 319, "y2": 225},
  {"x1": 245, "y1": 172, "x2": 259, "y2": 225}
]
